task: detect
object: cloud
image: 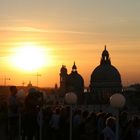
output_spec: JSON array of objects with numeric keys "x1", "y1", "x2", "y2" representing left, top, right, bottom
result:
[
  {"x1": 0, "y1": 26, "x2": 43, "y2": 32},
  {"x1": 0, "y1": 26, "x2": 103, "y2": 35}
]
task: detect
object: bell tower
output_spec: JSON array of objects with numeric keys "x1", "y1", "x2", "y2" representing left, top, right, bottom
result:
[{"x1": 60, "y1": 65, "x2": 68, "y2": 93}]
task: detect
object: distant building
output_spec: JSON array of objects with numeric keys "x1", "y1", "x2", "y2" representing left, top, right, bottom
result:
[
  {"x1": 59, "y1": 62, "x2": 84, "y2": 104},
  {"x1": 27, "y1": 81, "x2": 33, "y2": 88},
  {"x1": 123, "y1": 84, "x2": 140, "y2": 111},
  {"x1": 59, "y1": 65, "x2": 68, "y2": 96},
  {"x1": 90, "y1": 46, "x2": 122, "y2": 104}
]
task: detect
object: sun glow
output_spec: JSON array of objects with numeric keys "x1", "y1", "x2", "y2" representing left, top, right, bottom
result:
[{"x1": 11, "y1": 43, "x2": 51, "y2": 72}]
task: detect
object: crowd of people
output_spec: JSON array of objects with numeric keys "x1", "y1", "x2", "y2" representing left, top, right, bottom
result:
[{"x1": 0, "y1": 85, "x2": 140, "y2": 140}]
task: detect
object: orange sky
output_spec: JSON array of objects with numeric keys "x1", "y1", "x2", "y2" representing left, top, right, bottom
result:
[{"x1": 0, "y1": 0, "x2": 140, "y2": 87}]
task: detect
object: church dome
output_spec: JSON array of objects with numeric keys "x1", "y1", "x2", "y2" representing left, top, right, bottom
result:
[
  {"x1": 68, "y1": 71, "x2": 84, "y2": 88},
  {"x1": 90, "y1": 46, "x2": 122, "y2": 104},
  {"x1": 90, "y1": 46, "x2": 122, "y2": 92},
  {"x1": 91, "y1": 46, "x2": 121, "y2": 83},
  {"x1": 67, "y1": 62, "x2": 84, "y2": 91},
  {"x1": 91, "y1": 64, "x2": 121, "y2": 83}
]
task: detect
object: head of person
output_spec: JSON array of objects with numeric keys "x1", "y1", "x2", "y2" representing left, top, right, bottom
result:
[
  {"x1": 106, "y1": 116, "x2": 116, "y2": 128},
  {"x1": 9, "y1": 86, "x2": 17, "y2": 96}
]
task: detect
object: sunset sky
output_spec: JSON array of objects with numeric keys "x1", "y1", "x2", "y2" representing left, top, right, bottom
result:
[{"x1": 0, "y1": 0, "x2": 140, "y2": 87}]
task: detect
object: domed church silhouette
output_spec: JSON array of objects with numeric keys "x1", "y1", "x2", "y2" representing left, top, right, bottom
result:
[
  {"x1": 59, "y1": 46, "x2": 122, "y2": 104},
  {"x1": 90, "y1": 46, "x2": 122, "y2": 103}
]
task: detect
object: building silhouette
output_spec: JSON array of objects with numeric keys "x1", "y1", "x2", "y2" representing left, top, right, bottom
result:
[
  {"x1": 59, "y1": 46, "x2": 122, "y2": 104},
  {"x1": 59, "y1": 62, "x2": 84, "y2": 104},
  {"x1": 90, "y1": 46, "x2": 122, "y2": 104},
  {"x1": 59, "y1": 65, "x2": 68, "y2": 96}
]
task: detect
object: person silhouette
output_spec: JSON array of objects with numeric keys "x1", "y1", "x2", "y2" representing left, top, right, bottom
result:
[{"x1": 8, "y1": 86, "x2": 19, "y2": 140}]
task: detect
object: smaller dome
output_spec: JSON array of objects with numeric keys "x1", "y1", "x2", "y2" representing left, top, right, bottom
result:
[
  {"x1": 67, "y1": 62, "x2": 84, "y2": 92},
  {"x1": 67, "y1": 71, "x2": 84, "y2": 89}
]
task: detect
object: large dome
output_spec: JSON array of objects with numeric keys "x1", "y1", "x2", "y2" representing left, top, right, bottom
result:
[
  {"x1": 91, "y1": 64, "x2": 121, "y2": 83},
  {"x1": 91, "y1": 46, "x2": 121, "y2": 84},
  {"x1": 90, "y1": 46, "x2": 122, "y2": 103}
]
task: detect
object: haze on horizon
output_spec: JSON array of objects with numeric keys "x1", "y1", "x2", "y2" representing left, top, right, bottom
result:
[{"x1": 0, "y1": 0, "x2": 140, "y2": 87}]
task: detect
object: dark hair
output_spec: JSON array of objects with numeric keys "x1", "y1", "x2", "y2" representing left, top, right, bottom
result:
[
  {"x1": 106, "y1": 116, "x2": 116, "y2": 127},
  {"x1": 9, "y1": 86, "x2": 17, "y2": 91},
  {"x1": 9, "y1": 86, "x2": 17, "y2": 95}
]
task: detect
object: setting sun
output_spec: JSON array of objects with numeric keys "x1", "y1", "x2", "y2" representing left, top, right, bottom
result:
[{"x1": 11, "y1": 43, "x2": 51, "y2": 72}]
